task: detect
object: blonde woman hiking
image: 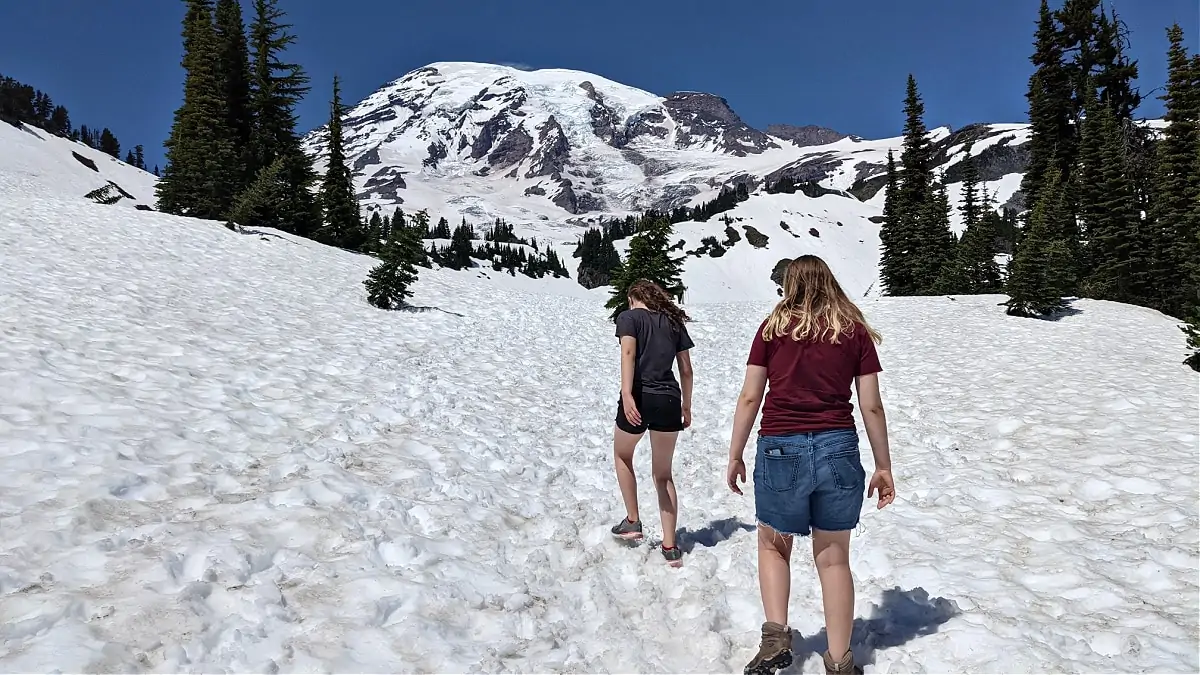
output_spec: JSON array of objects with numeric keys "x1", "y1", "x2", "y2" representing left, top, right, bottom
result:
[
  {"x1": 609, "y1": 279, "x2": 694, "y2": 567},
  {"x1": 725, "y1": 256, "x2": 896, "y2": 674}
]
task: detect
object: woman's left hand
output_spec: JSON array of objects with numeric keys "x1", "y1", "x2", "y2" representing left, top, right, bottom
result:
[
  {"x1": 726, "y1": 458, "x2": 746, "y2": 495},
  {"x1": 682, "y1": 406, "x2": 692, "y2": 429}
]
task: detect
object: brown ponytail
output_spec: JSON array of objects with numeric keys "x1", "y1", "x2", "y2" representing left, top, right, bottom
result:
[{"x1": 627, "y1": 279, "x2": 690, "y2": 328}]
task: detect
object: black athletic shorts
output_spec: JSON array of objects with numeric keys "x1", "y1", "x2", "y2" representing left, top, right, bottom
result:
[{"x1": 615, "y1": 391, "x2": 684, "y2": 434}]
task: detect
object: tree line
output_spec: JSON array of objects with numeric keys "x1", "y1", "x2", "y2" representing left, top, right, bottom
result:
[
  {"x1": 879, "y1": 0, "x2": 1200, "y2": 370},
  {"x1": 0, "y1": 72, "x2": 152, "y2": 173}
]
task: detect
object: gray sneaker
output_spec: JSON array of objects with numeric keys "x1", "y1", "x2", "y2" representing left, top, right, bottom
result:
[
  {"x1": 744, "y1": 621, "x2": 792, "y2": 675},
  {"x1": 611, "y1": 517, "x2": 643, "y2": 540},
  {"x1": 661, "y1": 545, "x2": 682, "y2": 567},
  {"x1": 823, "y1": 649, "x2": 863, "y2": 675}
]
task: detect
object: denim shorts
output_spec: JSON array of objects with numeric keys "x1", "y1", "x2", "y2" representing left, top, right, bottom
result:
[{"x1": 753, "y1": 427, "x2": 866, "y2": 537}]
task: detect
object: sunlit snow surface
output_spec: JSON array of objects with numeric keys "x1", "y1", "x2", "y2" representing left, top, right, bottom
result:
[{"x1": 2, "y1": 136, "x2": 1198, "y2": 673}]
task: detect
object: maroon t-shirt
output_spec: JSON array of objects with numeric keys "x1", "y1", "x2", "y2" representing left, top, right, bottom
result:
[{"x1": 747, "y1": 318, "x2": 883, "y2": 436}]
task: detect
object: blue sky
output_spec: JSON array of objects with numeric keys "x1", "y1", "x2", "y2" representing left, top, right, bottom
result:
[{"x1": 1, "y1": 0, "x2": 1195, "y2": 171}]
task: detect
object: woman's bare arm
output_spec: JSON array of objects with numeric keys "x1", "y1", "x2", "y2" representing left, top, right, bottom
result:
[
  {"x1": 854, "y1": 372, "x2": 891, "y2": 470},
  {"x1": 676, "y1": 349, "x2": 693, "y2": 412},
  {"x1": 728, "y1": 365, "x2": 768, "y2": 461}
]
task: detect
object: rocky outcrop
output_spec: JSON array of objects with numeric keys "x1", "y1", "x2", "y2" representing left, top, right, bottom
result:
[
  {"x1": 423, "y1": 141, "x2": 447, "y2": 168},
  {"x1": 580, "y1": 81, "x2": 625, "y2": 147},
  {"x1": 526, "y1": 116, "x2": 570, "y2": 178},
  {"x1": 359, "y1": 166, "x2": 407, "y2": 201},
  {"x1": 764, "y1": 152, "x2": 844, "y2": 186},
  {"x1": 487, "y1": 125, "x2": 533, "y2": 170},
  {"x1": 766, "y1": 124, "x2": 848, "y2": 147},
  {"x1": 662, "y1": 92, "x2": 778, "y2": 156},
  {"x1": 353, "y1": 146, "x2": 381, "y2": 172},
  {"x1": 552, "y1": 178, "x2": 602, "y2": 214}
]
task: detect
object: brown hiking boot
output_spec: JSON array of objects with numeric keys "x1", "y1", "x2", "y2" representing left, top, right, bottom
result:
[
  {"x1": 743, "y1": 621, "x2": 792, "y2": 675},
  {"x1": 823, "y1": 649, "x2": 863, "y2": 674}
]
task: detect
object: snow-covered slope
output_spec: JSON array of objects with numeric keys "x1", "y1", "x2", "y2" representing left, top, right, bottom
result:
[
  {"x1": 2, "y1": 141, "x2": 1198, "y2": 672},
  {"x1": 0, "y1": 121, "x2": 158, "y2": 208}
]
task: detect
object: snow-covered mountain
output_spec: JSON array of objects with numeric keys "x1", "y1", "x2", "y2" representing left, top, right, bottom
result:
[
  {"x1": 2, "y1": 132, "x2": 1197, "y2": 671},
  {"x1": 292, "y1": 62, "x2": 1055, "y2": 300},
  {"x1": 299, "y1": 62, "x2": 1041, "y2": 231}
]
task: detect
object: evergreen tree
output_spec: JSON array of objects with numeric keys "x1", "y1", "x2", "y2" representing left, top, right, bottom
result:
[
  {"x1": 898, "y1": 74, "x2": 934, "y2": 219},
  {"x1": 125, "y1": 150, "x2": 136, "y2": 165},
  {"x1": 1149, "y1": 24, "x2": 1200, "y2": 317},
  {"x1": 1020, "y1": 0, "x2": 1075, "y2": 212},
  {"x1": 605, "y1": 216, "x2": 685, "y2": 320},
  {"x1": 925, "y1": 180, "x2": 962, "y2": 294},
  {"x1": 957, "y1": 153, "x2": 1002, "y2": 293},
  {"x1": 99, "y1": 128, "x2": 120, "y2": 158},
  {"x1": 133, "y1": 145, "x2": 145, "y2": 170},
  {"x1": 366, "y1": 210, "x2": 384, "y2": 253},
  {"x1": 878, "y1": 149, "x2": 911, "y2": 295},
  {"x1": 156, "y1": 0, "x2": 240, "y2": 220},
  {"x1": 215, "y1": 0, "x2": 254, "y2": 191},
  {"x1": 407, "y1": 209, "x2": 432, "y2": 267},
  {"x1": 49, "y1": 105, "x2": 70, "y2": 135},
  {"x1": 315, "y1": 75, "x2": 366, "y2": 250},
  {"x1": 243, "y1": 0, "x2": 319, "y2": 236},
  {"x1": 1084, "y1": 103, "x2": 1148, "y2": 303},
  {"x1": 1182, "y1": 309, "x2": 1200, "y2": 372},
  {"x1": 153, "y1": 164, "x2": 160, "y2": 177},
  {"x1": 364, "y1": 213, "x2": 421, "y2": 310},
  {"x1": 447, "y1": 221, "x2": 475, "y2": 269},
  {"x1": 1005, "y1": 169, "x2": 1070, "y2": 317}
]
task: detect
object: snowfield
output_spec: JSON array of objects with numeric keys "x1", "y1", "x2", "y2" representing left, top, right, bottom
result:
[{"x1": 1, "y1": 131, "x2": 1199, "y2": 673}]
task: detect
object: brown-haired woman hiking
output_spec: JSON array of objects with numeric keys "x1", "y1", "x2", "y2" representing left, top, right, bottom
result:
[
  {"x1": 725, "y1": 255, "x2": 895, "y2": 674},
  {"x1": 609, "y1": 279, "x2": 694, "y2": 567}
]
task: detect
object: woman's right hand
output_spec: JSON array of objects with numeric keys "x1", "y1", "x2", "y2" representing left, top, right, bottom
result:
[
  {"x1": 868, "y1": 469, "x2": 895, "y2": 509},
  {"x1": 622, "y1": 393, "x2": 641, "y2": 427}
]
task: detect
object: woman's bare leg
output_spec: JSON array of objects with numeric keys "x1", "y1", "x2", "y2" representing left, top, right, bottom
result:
[
  {"x1": 812, "y1": 528, "x2": 854, "y2": 661},
  {"x1": 757, "y1": 525, "x2": 794, "y2": 625},
  {"x1": 648, "y1": 430, "x2": 679, "y2": 549},
  {"x1": 613, "y1": 426, "x2": 643, "y2": 522}
]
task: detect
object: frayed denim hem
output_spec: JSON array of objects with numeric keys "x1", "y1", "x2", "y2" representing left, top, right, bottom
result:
[{"x1": 755, "y1": 518, "x2": 810, "y2": 539}]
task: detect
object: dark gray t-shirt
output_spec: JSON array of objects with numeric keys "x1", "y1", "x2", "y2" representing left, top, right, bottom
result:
[{"x1": 615, "y1": 308, "x2": 695, "y2": 397}]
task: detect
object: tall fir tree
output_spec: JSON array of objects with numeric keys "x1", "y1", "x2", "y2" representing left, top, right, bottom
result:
[
  {"x1": 605, "y1": 216, "x2": 685, "y2": 320},
  {"x1": 1020, "y1": 0, "x2": 1074, "y2": 213},
  {"x1": 155, "y1": 0, "x2": 240, "y2": 220},
  {"x1": 1005, "y1": 168, "x2": 1070, "y2": 317},
  {"x1": 242, "y1": 0, "x2": 319, "y2": 236},
  {"x1": 214, "y1": 0, "x2": 253, "y2": 192},
  {"x1": 366, "y1": 210, "x2": 384, "y2": 254},
  {"x1": 133, "y1": 144, "x2": 145, "y2": 171},
  {"x1": 878, "y1": 149, "x2": 911, "y2": 295},
  {"x1": 955, "y1": 148, "x2": 1002, "y2": 293},
  {"x1": 98, "y1": 128, "x2": 120, "y2": 158},
  {"x1": 364, "y1": 214, "x2": 422, "y2": 310},
  {"x1": 1084, "y1": 103, "x2": 1149, "y2": 304},
  {"x1": 1150, "y1": 24, "x2": 1200, "y2": 318},
  {"x1": 926, "y1": 180, "x2": 963, "y2": 294},
  {"x1": 315, "y1": 75, "x2": 366, "y2": 250},
  {"x1": 898, "y1": 74, "x2": 934, "y2": 222}
]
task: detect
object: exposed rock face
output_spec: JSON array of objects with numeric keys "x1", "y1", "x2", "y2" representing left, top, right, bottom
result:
[
  {"x1": 353, "y1": 146, "x2": 381, "y2": 172},
  {"x1": 661, "y1": 92, "x2": 778, "y2": 156},
  {"x1": 423, "y1": 141, "x2": 447, "y2": 168},
  {"x1": 764, "y1": 152, "x2": 844, "y2": 186},
  {"x1": 359, "y1": 166, "x2": 407, "y2": 202},
  {"x1": 766, "y1": 124, "x2": 848, "y2": 147},
  {"x1": 487, "y1": 125, "x2": 534, "y2": 170},
  {"x1": 579, "y1": 81, "x2": 625, "y2": 147},
  {"x1": 526, "y1": 116, "x2": 570, "y2": 178}
]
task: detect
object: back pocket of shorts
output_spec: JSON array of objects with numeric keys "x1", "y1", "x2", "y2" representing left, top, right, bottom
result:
[
  {"x1": 760, "y1": 450, "x2": 800, "y2": 492},
  {"x1": 826, "y1": 451, "x2": 866, "y2": 491}
]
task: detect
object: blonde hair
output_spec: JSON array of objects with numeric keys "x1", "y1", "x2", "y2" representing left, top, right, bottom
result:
[{"x1": 763, "y1": 255, "x2": 882, "y2": 345}]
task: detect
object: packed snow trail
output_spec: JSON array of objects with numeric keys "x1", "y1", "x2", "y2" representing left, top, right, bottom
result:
[{"x1": 1, "y1": 183, "x2": 1198, "y2": 672}]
